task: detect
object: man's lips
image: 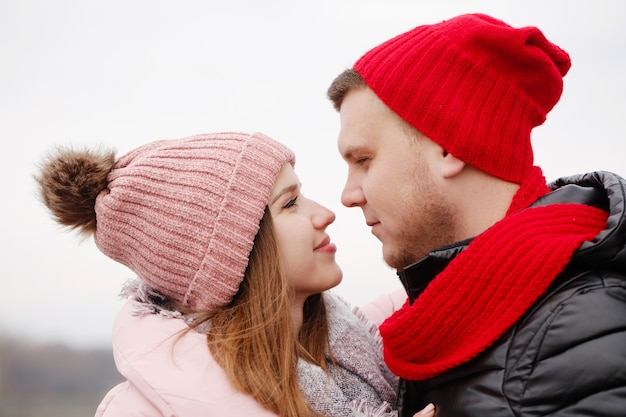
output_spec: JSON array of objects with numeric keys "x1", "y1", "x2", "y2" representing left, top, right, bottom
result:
[{"x1": 368, "y1": 221, "x2": 381, "y2": 239}]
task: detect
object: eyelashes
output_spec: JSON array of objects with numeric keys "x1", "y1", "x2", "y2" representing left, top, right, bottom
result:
[{"x1": 283, "y1": 196, "x2": 298, "y2": 209}]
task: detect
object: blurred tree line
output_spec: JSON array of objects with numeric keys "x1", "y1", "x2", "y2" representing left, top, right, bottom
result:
[{"x1": 0, "y1": 336, "x2": 122, "y2": 417}]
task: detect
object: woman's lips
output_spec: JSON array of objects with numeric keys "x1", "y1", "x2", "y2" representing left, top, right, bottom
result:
[{"x1": 314, "y1": 236, "x2": 337, "y2": 252}]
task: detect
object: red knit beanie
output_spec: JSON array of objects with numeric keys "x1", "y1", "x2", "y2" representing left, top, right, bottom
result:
[{"x1": 354, "y1": 13, "x2": 571, "y2": 184}]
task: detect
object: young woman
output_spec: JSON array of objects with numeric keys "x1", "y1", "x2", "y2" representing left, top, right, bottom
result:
[{"x1": 36, "y1": 132, "x2": 434, "y2": 417}]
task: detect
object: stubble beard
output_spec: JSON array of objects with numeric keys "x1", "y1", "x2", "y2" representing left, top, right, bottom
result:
[{"x1": 383, "y1": 190, "x2": 458, "y2": 271}]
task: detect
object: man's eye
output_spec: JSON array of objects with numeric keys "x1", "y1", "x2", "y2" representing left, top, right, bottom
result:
[{"x1": 283, "y1": 197, "x2": 298, "y2": 209}]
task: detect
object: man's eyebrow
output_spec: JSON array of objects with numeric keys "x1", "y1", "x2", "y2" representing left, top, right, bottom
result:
[
  {"x1": 269, "y1": 183, "x2": 299, "y2": 205},
  {"x1": 340, "y1": 144, "x2": 364, "y2": 160}
]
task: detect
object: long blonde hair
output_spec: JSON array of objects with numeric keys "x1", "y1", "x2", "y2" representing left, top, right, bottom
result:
[{"x1": 182, "y1": 208, "x2": 331, "y2": 417}]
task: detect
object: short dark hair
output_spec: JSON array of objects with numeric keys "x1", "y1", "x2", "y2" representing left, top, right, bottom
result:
[{"x1": 326, "y1": 68, "x2": 366, "y2": 111}]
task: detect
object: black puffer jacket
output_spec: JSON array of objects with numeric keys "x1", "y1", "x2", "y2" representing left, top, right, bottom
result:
[{"x1": 397, "y1": 171, "x2": 626, "y2": 417}]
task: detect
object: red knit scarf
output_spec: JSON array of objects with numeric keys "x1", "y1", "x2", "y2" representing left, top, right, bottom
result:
[{"x1": 380, "y1": 167, "x2": 609, "y2": 380}]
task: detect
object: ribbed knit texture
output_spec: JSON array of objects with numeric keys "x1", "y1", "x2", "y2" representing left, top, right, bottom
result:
[
  {"x1": 507, "y1": 165, "x2": 550, "y2": 214},
  {"x1": 354, "y1": 13, "x2": 571, "y2": 184},
  {"x1": 379, "y1": 170, "x2": 609, "y2": 380},
  {"x1": 94, "y1": 132, "x2": 295, "y2": 311}
]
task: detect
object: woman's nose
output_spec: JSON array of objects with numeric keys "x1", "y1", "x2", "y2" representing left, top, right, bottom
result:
[{"x1": 312, "y1": 202, "x2": 336, "y2": 229}]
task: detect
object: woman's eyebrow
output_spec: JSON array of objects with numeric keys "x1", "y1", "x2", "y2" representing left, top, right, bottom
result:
[{"x1": 269, "y1": 183, "x2": 299, "y2": 205}]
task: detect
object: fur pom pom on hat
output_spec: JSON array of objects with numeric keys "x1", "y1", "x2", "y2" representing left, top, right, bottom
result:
[
  {"x1": 354, "y1": 13, "x2": 571, "y2": 184},
  {"x1": 37, "y1": 132, "x2": 295, "y2": 311}
]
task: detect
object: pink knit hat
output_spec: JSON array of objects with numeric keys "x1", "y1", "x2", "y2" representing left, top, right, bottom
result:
[
  {"x1": 94, "y1": 132, "x2": 295, "y2": 311},
  {"x1": 354, "y1": 13, "x2": 571, "y2": 184}
]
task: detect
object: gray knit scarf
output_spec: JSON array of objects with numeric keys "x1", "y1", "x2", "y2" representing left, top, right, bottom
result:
[{"x1": 122, "y1": 279, "x2": 398, "y2": 417}]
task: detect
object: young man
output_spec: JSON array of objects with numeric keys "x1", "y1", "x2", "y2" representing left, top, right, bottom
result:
[{"x1": 328, "y1": 13, "x2": 626, "y2": 417}]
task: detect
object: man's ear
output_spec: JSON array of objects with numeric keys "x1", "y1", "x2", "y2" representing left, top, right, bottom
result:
[{"x1": 440, "y1": 150, "x2": 465, "y2": 178}]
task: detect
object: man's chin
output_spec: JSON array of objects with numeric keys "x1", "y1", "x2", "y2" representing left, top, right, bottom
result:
[
  {"x1": 382, "y1": 250, "x2": 404, "y2": 270},
  {"x1": 383, "y1": 247, "x2": 421, "y2": 270}
]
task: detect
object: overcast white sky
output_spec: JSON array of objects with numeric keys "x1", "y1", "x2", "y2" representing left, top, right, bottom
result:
[{"x1": 1, "y1": 0, "x2": 624, "y2": 348}]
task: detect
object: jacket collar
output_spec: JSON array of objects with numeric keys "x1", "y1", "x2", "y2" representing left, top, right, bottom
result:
[{"x1": 398, "y1": 239, "x2": 470, "y2": 304}]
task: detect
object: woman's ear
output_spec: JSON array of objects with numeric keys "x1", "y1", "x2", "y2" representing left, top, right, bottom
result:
[{"x1": 440, "y1": 150, "x2": 466, "y2": 179}]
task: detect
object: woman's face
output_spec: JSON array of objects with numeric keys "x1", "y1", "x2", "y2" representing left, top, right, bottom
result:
[{"x1": 268, "y1": 164, "x2": 343, "y2": 301}]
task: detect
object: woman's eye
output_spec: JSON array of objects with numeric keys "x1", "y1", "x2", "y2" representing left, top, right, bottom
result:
[{"x1": 283, "y1": 197, "x2": 298, "y2": 209}]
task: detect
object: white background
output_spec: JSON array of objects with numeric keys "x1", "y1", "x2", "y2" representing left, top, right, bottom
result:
[{"x1": 1, "y1": 0, "x2": 624, "y2": 348}]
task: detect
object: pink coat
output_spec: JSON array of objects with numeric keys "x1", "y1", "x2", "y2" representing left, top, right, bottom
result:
[
  {"x1": 357, "y1": 287, "x2": 408, "y2": 326},
  {"x1": 96, "y1": 290, "x2": 406, "y2": 416},
  {"x1": 95, "y1": 300, "x2": 278, "y2": 416}
]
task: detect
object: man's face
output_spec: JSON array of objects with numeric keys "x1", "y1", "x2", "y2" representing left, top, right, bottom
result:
[{"x1": 337, "y1": 87, "x2": 458, "y2": 269}]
